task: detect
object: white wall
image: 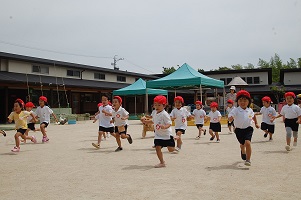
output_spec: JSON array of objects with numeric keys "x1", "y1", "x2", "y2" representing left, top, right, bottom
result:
[
  {"x1": 7, "y1": 59, "x2": 137, "y2": 84},
  {"x1": 206, "y1": 72, "x2": 269, "y2": 85},
  {"x1": 284, "y1": 72, "x2": 301, "y2": 85}
]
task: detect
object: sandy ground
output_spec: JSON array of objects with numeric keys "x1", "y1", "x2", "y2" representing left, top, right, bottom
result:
[{"x1": 0, "y1": 119, "x2": 301, "y2": 200}]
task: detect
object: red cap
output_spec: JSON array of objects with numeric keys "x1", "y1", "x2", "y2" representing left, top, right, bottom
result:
[
  {"x1": 39, "y1": 96, "x2": 48, "y2": 102},
  {"x1": 210, "y1": 102, "x2": 218, "y2": 108},
  {"x1": 236, "y1": 90, "x2": 251, "y2": 99},
  {"x1": 227, "y1": 99, "x2": 234, "y2": 104},
  {"x1": 174, "y1": 96, "x2": 184, "y2": 103},
  {"x1": 113, "y1": 96, "x2": 122, "y2": 104},
  {"x1": 15, "y1": 99, "x2": 25, "y2": 108},
  {"x1": 154, "y1": 95, "x2": 167, "y2": 105},
  {"x1": 195, "y1": 101, "x2": 202, "y2": 105},
  {"x1": 284, "y1": 92, "x2": 296, "y2": 98},
  {"x1": 25, "y1": 102, "x2": 35, "y2": 108},
  {"x1": 97, "y1": 102, "x2": 103, "y2": 107},
  {"x1": 262, "y1": 96, "x2": 272, "y2": 102}
]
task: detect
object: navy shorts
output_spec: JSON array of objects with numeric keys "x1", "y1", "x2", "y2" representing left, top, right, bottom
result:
[
  {"x1": 40, "y1": 122, "x2": 49, "y2": 128},
  {"x1": 235, "y1": 126, "x2": 253, "y2": 145},
  {"x1": 228, "y1": 120, "x2": 235, "y2": 127},
  {"x1": 284, "y1": 118, "x2": 299, "y2": 132},
  {"x1": 114, "y1": 125, "x2": 128, "y2": 135},
  {"x1": 17, "y1": 129, "x2": 27, "y2": 135},
  {"x1": 154, "y1": 136, "x2": 175, "y2": 147},
  {"x1": 261, "y1": 122, "x2": 275, "y2": 134},
  {"x1": 27, "y1": 123, "x2": 35, "y2": 131},
  {"x1": 99, "y1": 126, "x2": 114, "y2": 133},
  {"x1": 196, "y1": 124, "x2": 204, "y2": 129},
  {"x1": 175, "y1": 129, "x2": 186, "y2": 134},
  {"x1": 210, "y1": 122, "x2": 221, "y2": 132}
]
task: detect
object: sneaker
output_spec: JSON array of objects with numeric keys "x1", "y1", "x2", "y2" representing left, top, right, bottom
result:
[
  {"x1": 241, "y1": 151, "x2": 246, "y2": 160},
  {"x1": 210, "y1": 136, "x2": 215, "y2": 141},
  {"x1": 115, "y1": 147, "x2": 123, "y2": 152},
  {"x1": 175, "y1": 147, "x2": 181, "y2": 152},
  {"x1": 42, "y1": 136, "x2": 49, "y2": 143},
  {"x1": 92, "y1": 143, "x2": 100, "y2": 149},
  {"x1": 154, "y1": 163, "x2": 166, "y2": 168},
  {"x1": 195, "y1": 136, "x2": 200, "y2": 140},
  {"x1": 11, "y1": 146, "x2": 20, "y2": 152},
  {"x1": 1, "y1": 130, "x2": 6, "y2": 137},
  {"x1": 285, "y1": 145, "x2": 291, "y2": 151},
  {"x1": 245, "y1": 160, "x2": 251, "y2": 166},
  {"x1": 293, "y1": 142, "x2": 297, "y2": 147},
  {"x1": 216, "y1": 139, "x2": 220, "y2": 143},
  {"x1": 264, "y1": 133, "x2": 268, "y2": 138},
  {"x1": 204, "y1": 130, "x2": 207, "y2": 135},
  {"x1": 228, "y1": 131, "x2": 232, "y2": 134},
  {"x1": 269, "y1": 137, "x2": 273, "y2": 141},
  {"x1": 31, "y1": 136, "x2": 37, "y2": 143},
  {"x1": 127, "y1": 134, "x2": 133, "y2": 144}
]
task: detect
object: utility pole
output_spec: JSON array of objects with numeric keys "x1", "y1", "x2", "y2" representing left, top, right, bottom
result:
[{"x1": 111, "y1": 55, "x2": 124, "y2": 70}]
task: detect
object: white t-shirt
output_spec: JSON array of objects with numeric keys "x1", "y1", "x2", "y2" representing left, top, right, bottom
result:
[
  {"x1": 226, "y1": 106, "x2": 235, "y2": 115},
  {"x1": 98, "y1": 105, "x2": 114, "y2": 127},
  {"x1": 192, "y1": 109, "x2": 206, "y2": 124},
  {"x1": 112, "y1": 107, "x2": 129, "y2": 126},
  {"x1": 260, "y1": 106, "x2": 277, "y2": 125},
  {"x1": 207, "y1": 110, "x2": 222, "y2": 123},
  {"x1": 35, "y1": 106, "x2": 53, "y2": 123},
  {"x1": 26, "y1": 110, "x2": 36, "y2": 124},
  {"x1": 228, "y1": 107, "x2": 254, "y2": 129},
  {"x1": 170, "y1": 107, "x2": 191, "y2": 129},
  {"x1": 152, "y1": 110, "x2": 173, "y2": 140},
  {"x1": 280, "y1": 104, "x2": 301, "y2": 119}
]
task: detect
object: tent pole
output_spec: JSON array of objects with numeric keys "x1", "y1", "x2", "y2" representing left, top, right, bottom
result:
[
  {"x1": 200, "y1": 84, "x2": 202, "y2": 102},
  {"x1": 174, "y1": 89, "x2": 176, "y2": 96},
  {"x1": 135, "y1": 95, "x2": 137, "y2": 115},
  {"x1": 223, "y1": 87, "x2": 226, "y2": 116},
  {"x1": 145, "y1": 89, "x2": 148, "y2": 114}
]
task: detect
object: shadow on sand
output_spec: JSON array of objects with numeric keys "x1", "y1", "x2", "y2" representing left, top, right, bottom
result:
[
  {"x1": 121, "y1": 164, "x2": 154, "y2": 171},
  {"x1": 206, "y1": 161, "x2": 250, "y2": 171}
]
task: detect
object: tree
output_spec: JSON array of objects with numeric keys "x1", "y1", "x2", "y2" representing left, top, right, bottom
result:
[
  {"x1": 162, "y1": 66, "x2": 176, "y2": 74},
  {"x1": 198, "y1": 69, "x2": 205, "y2": 73},
  {"x1": 213, "y1": 66, "x2": 232, "y2": 71},
  {"x1": 270, "y1": 85, "x2": 285, "y2": 103},
  {"x1": 244, "y1": 63, "x2": 255, "y2": 69},
  {"x1": 231, "y1": 64, "x2": 243, "y2": 70}
]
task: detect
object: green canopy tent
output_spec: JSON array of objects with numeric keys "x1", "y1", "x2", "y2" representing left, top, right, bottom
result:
[
  {"x1": 113, "y1": 78, "x2": 168, "y2": 114},
  {"x1": 146, "y1": 63, "x2": 225, "y2": 112}
]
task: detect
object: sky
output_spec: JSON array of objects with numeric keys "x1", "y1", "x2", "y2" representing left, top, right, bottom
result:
[{"x1": 0, "y1": 0, "x2": 300, "y2": 74}]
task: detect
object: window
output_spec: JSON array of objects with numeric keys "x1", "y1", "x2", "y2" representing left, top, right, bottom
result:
[
  {"x1": 226, "y1": 78, "x2": 232, "y2": 85},
  {"x1": 117, "y1": 75, "x2": 126, "y2": 82},
  {"x1": 246, "y1": 77, "x2": 253, "y2": 84},
  {"x1": 67, "y1": 70, "x2": 80, "y2": 77},
  {"x1": 241, "y1": 77, "x2": 246, "y2": 81},
  {"x1": 220, "y1": 78, "x2": 226, "y2": 84},
  {"x1": 94, "y1": 73, "x2": 105, "y2": 80},
  {"x1": 32, "y1": 65, "x2": 49, "y2": 74},
  {"x1": 253, "y1": 77, "x2": 260, "y2": 84}
]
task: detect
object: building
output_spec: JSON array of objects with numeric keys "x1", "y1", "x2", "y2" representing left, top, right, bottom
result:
[
  {"x1": 0, "y1": 52, "x2": 158, "y2": 123},
  {"x1": 280, "y1": 68, "x2": 301, "y2": 95}
]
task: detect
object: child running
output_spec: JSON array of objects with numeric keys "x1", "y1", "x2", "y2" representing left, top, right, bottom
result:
[
  {"x1": 35, "y1": 96, "x2": 58, "y2": 143},
  {"x1": 142, "y1": 95, "x2": 176, "y2": 168},
  {"x1": 92, "y1": 94, "x2": 115, "y2": 149},
  {"x1": 93, "y1": 103, "x2": 108, "y2": 141},
  {"x1": 170, "y1": 96, "x2": 191, "y2": 151},
  {"x1": 271, "y1": 92, "x2": 301, "y2": 151},
  {"x1": 207, "y1": 102, "x2": 222, "y2": 142},
  {"x1": 7, "y1": 99, "x2": 37, "y2": 152},
  {"x1": 226, "y1": 99, "x2": 236, "y2": 134},
  {"x1": 256, "y1": 96, "x2": 277, "y2": 141},
  {"x1": 228, "y1": 90, "x2": 259, "y2": 166},
  {"x1": 192, "y1": 101, "x2": 207, "y2": 139},
  {"x1": 22, "y1": 102, "x2": 40, "y2": 143},
  {"x1": 111, "y1": 96, "x2": 133, "y2": 152}
]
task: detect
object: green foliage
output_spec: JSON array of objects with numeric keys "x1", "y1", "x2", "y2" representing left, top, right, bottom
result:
[
  {"x1": 231, "y1": 64, "x2": 243, "y2": 70},
  {"x1": 270, "y1": 85, "x2": 285, "y2": 103},
  {"x1": 198, "y1": 68, "x2": 205, "y2": 73},
  {"x1": 162, "y1": 66, "x2": 176, "y2": 75}
]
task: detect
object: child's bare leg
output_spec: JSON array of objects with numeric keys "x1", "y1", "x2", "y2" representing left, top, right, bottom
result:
[
  {"x1": 103, "y1": 132, "x2": 106, "y2": 139},
  {"x1": 40, "y1": 124, "x2": 47, "y2": 137},
  {"x1": 198, "y1": 128, "x2": 202, "y2": 137},
  {"x1": 98, "y1": 131, "x2": 103, "y2": 145},
  {"x1": 215, "y1": 132, "x2": 220, "y2": 140},
  {"x1": 110, "y1": 132, "x2": 116, "y2": 138},
  {"x1": 209, "y1": 129, "x2": 214, "y2": 137},
  {"x1": 293, "y1": 131, "x2": 298, "y2": 143},
  {"x1": 176, "y1": 132, "x2": 182, "y2": 148},
  {"x1": 228, "y1": 126, "x2": 232, "y2": 132},
  {"x1": 116, "y1": 134, "x2": 122, "y2": 147},
  {"x1": 22, "y1": 129, "x2": 30, "y2": 143},
  {"x1": 167, "y1": 146, "x2": 175, "y2": 152},
  {"x1": 269, "y1": 132, "x2": 273, "y2": 140},
  {"x1": 245, "y1": 140, "x2": 252, "y2": 161},
  {"x1": 14, "y1": 132, "x2": 22, "y2": 147},
  {"x1": 155, "y1": 146, "x2": 164, "y2": 164}
]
